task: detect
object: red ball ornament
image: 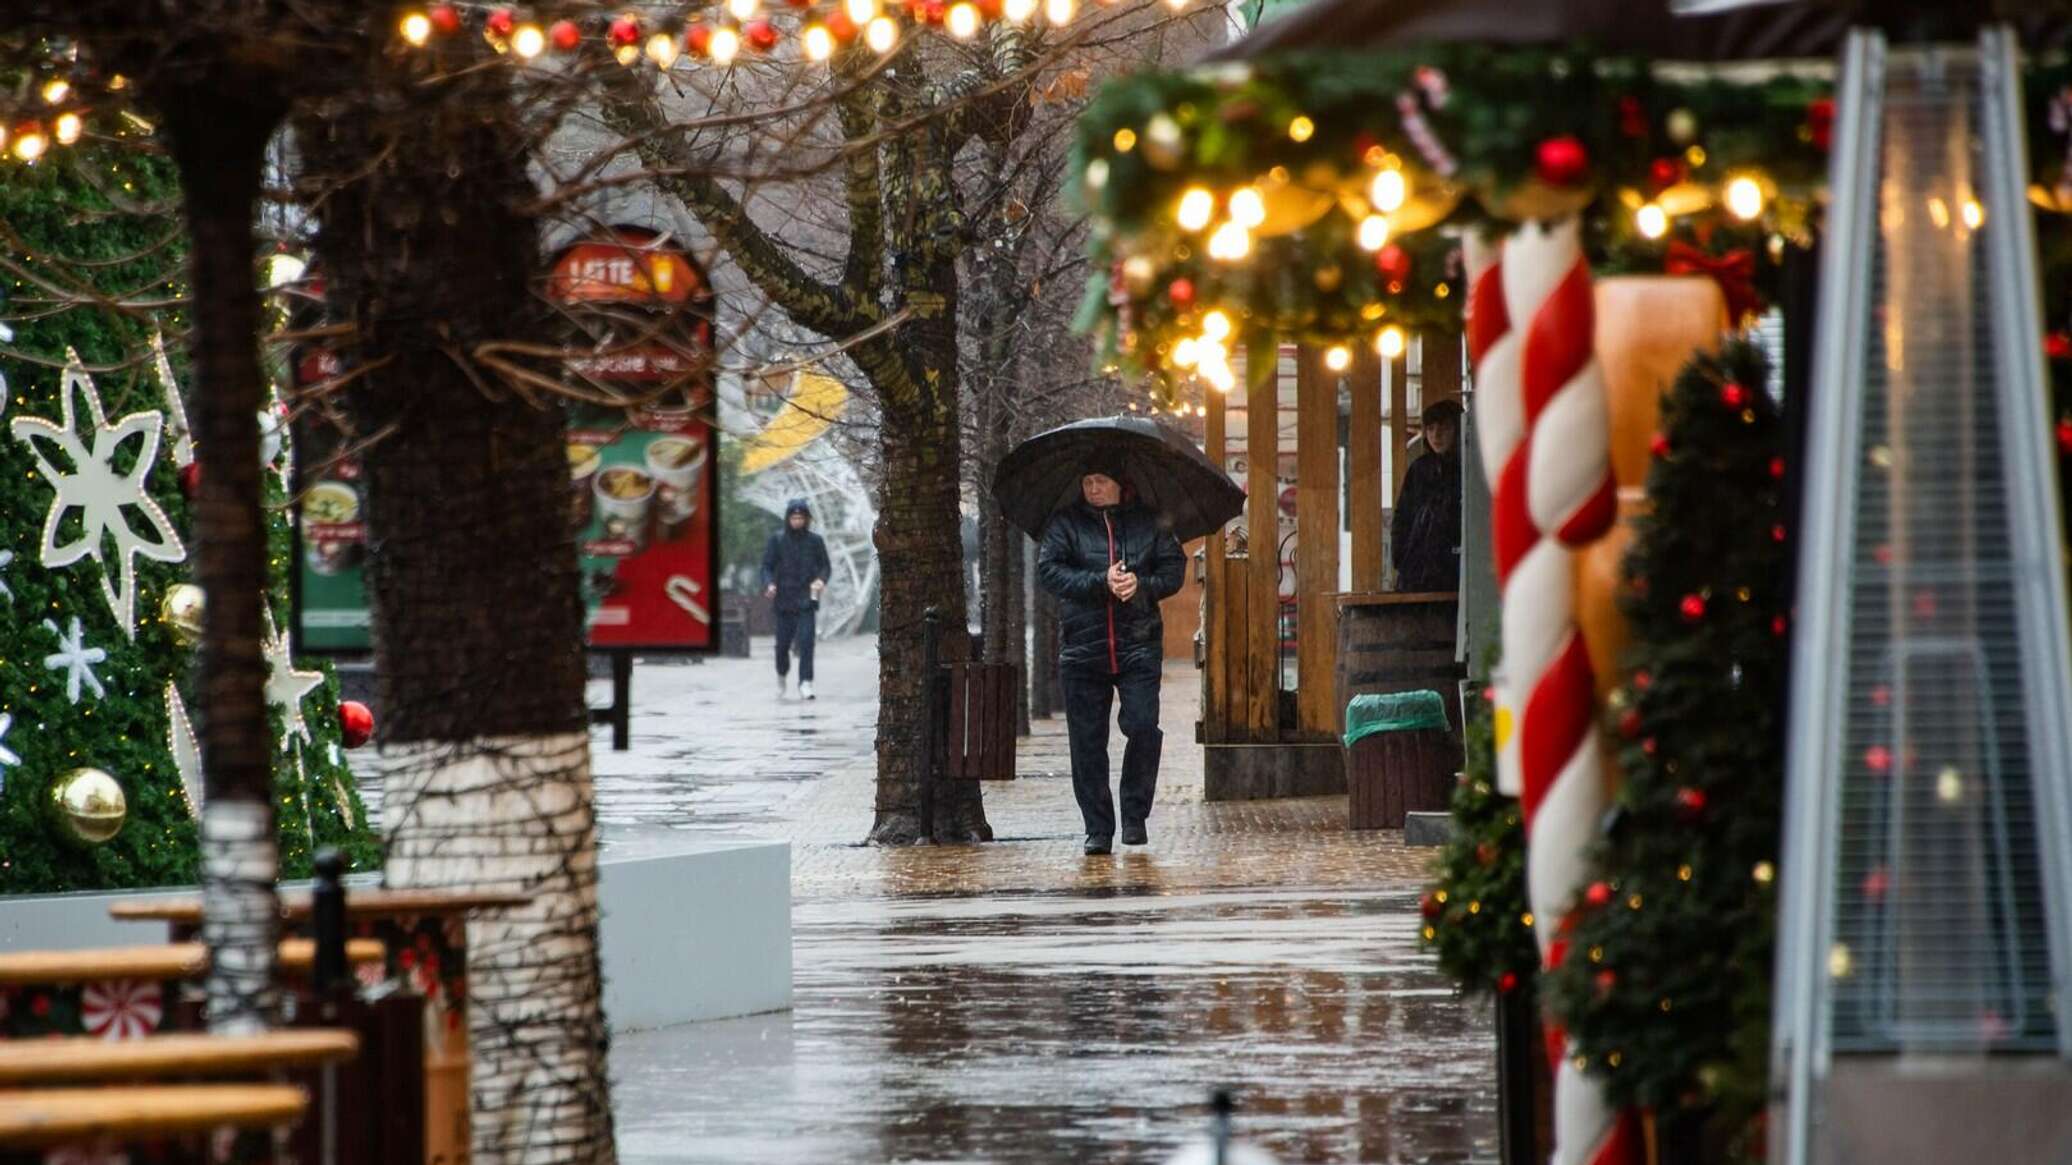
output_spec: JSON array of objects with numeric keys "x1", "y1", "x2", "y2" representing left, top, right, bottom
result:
[
  {"x1": 978, "y1": 0, "x2": 1005, "y2": 15},
  {"x1": 1771, "y1": 613, "x2": 1789, "y2": 637},
  {"x1": 1419, "y1": 892, "x2": 1442, "y2": 920},
  {"x1": 684, "y1": 22, "x2": 712, "y2": 55},
  {"x1": 745, "y1": 20, "x2": 781, "y2": 51},
  {"x1": 1720, "y1": 381, "x2": 1749, "y2": 408},
  {"x1": 2046, "y1": 332, "x2": 2072, "y2": 360},
  {"x1": 1595, "y1": 969, "x2": 1619, "y2": 995},
  {"x1": 1534, "y1": 135, "x2": 1590, "y2": 186},
  {"x1": 1167, "y1": 277, "x2": 1196, "y2": 308},
  {"x1": 1872, "y1": 543, "x2": 1893, "y2": 566},
  {"x1": 1481, "y1": 685, "x2": 1496, "y2": 704},
  {"x1": 1861, "y1": 866, "x2": 1890, "y2": 899},
  {"x1": 922, "y1": 0, "x2": 948, "y2": 23},
  {"x1": 1807, "y1": 97, "x2": 1835, "y2": 151},
  {"x1": 608, "y1": 15, "x2": 641, "y2": 47},
  {"x1": 827, "y1": 10, "x2": 860, "y2": 39},
  {"x1": 786, "y1": 0, "x2": 814, "y2": 7},
  {"x1": 1497, "y1": 971, "x2": 1521, "y2": 994},
  {"x1": 1617, "y1": 708, "x2": 1643, "y2": 740},
  {"x1": 485, "y1": 8, "x2": 515, "y2": 38},
  {"x1": 549, "y1": 19, "x2": 582, "y2": 51},
  {"x1": 1584, "y1": 881, "x2": 1614, "y2": 908},
  {"x1": 1768, "y1": 456, "x2": 1786, "y2": 480},
  {"x1": 1648, "y1": 431, "x2": 1670, "y2": 459},
  {"x1": 1912, "y1": 590, "x2": 1938, "y2": 619},
  {"x1": 1864, "y1": 744, "x2": 1892, "y2": 774},
  {"x1": 1633, "y1": 669, "x2": 1653, "y2": 691},
  {"x1": 1871, "y1": 684, "x2": 1891, "y2": 707},
  {"x1": 1647, "y1": 156, "x2": 1685, "y2": 193},
  {"x1": 1772, "y1": 523, "x2": 1787, "y2": 543},
  {"x1": 1374, "y1": 243, "x2": 1413, "y2": 284},
  {"x1": 339, "y1": 700, "x2": 375, "y2": 749},
  {"x1": 428, "y1": 3, "x2": 462, "y2": 35},
  {"x1": 1675, "y1": 787, "x2": 1708, "y2": 820},
  {"x1": 1641, "y1": 737, "x2": 1659, "y2": 757},
  {"x1": 1617, "y1": 95, "x2": 1648, "y2": 140},
  {"x1": 1679, "y1": 593, "x2": 1707, "y2": 622},
  {"x1": 2057, "y1": 417, "x2": 2072, "y2": 456},
  {"x1": 178, "y1": 461, "x2": 202, "y2": 498},
  {"x1": 1475, "y1": 841, "x2": 1498, "y2": 868}
]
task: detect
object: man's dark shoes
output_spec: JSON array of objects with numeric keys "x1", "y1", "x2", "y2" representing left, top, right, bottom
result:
[
  {"x1": 1120, "y1": 822, "x2": 1148, "y2": 847},
  {"x1": 1084, "y1": 834, "x2": 1113, "y2": 856}
]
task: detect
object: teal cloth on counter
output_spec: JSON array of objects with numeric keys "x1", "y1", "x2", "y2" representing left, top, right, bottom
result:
[{"x1": 1343, "y1": 689, "x2": 1449, "y2": 746}]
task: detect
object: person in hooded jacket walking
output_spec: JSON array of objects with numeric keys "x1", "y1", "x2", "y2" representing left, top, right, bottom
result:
[
  {"x1": 763, "y1": 498, "x2": 833, "y2": 699},
  {"x1": 1391, "y1": 399, "x2": 1464, "y2": 593},
  {"x1": 1037, "y1": 461, "x2": 1186, "y2": 855}
]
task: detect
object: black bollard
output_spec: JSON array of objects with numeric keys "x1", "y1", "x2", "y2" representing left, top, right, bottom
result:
[
  {"x1": 1210, "y1": 1089, "x2": 1234, "y2": 1165},
  {"x1": 312, "y1": 847, "x2": 347, "y2": 995}
]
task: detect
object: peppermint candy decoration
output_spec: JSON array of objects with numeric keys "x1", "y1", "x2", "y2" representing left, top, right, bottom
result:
[
  {"x1": 80, "y1": 978, "x2": 163, "y2": 1041},
  {"x1": 1396, "y1": 90, "x2": 1458, "y2": 178}
]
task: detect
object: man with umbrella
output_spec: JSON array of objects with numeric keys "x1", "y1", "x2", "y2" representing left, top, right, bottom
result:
[{"x1": 1001, "y1": 416, "x2": 1244, "y2": 857}]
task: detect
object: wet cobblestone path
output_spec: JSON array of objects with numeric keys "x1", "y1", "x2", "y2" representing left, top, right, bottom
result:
[{"x1": 575, "y1": 638, "x2": 1493, "y2": 1164}]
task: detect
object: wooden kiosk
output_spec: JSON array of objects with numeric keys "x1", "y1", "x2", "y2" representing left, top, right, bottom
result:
[{"x1": 1199, "y1": 332, "x2": 1463, "y2": 800}]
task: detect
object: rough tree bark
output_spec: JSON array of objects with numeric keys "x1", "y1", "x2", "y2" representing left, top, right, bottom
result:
[
  {"x1": 154, "y1": 70, "x2": 286, "y2": 1036},
  {"x1": 296, "y1": 55, "x2": 616, "y2": 1164}
]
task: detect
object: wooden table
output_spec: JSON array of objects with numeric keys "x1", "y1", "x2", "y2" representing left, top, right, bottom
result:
[
  {"x1": 0, "y1": 939, "x2": 385, "y2": 987},
  {"x1": 109, "y1": 889, "x2": 531, "y2": 925},
  {"x1": 0, "y1": 1031, "x2": 358, "y2": 1086},
  {"x1": 0, "y1": 1083, "x2": 306, "y2": 1147}
]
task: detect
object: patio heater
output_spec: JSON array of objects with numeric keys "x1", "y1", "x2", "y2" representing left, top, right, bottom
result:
[{"x1": 1771, "y1": 24, "x2": 2072, "y2": 1163}]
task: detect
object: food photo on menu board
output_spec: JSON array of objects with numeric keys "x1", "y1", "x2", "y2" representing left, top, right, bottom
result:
[{"x1": 567, "y1": 395, "x2": 717, "y2": 650}]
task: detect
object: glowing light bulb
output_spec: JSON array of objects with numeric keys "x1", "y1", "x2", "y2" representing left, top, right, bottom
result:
[
  {"x1": 803, "y1": 23, "x2": 835, "y2": 59},
  {"x1": 1005, "y1": 0, "x2": 1038, "y2": 18},
  {"x1": 1172, "y1": 338, "x2": 1199, "y2": 368},
  {"x1": 1357, "y1": 214, "x2": 1389, "y2": 251},
  {"x1": 615, "y1": 43, "x2": 642, "y2": 65},
  {"x1": 399, "y1": 12, "x2": 433, "y2": 46},
  {"x1": 1112, "y1": 128, "x2": 1136, "y2": 152},
  {"x1": 1208, "y1": 221, "x2": 1251, "y2": 261},
  {"x1": 709, "y1": 26, "x2": 742, "y2": 63},
  {"x1": 1175, "y1": 187, "x2": 1215, "y2": 232},
  {"x1": 942, "y1": 2, "x2": 977, "y2": 36},
  {"x1": 1205, "y1": 362, "x2": 1236, "y2": 393},
  {"x1": 1636, "y1": 203, "x2": 1668, "y2": 240},
  {"x1": 1287, "y1": 115, "x2": 1314, "y2": 143},
  {"x1": 1375, "y1": 326, "x2": 1405, "y2": 359},
  {"x1": 846, "y1": 0, "x2": 879, "y2": 21},
  {"x1": 1725, "y1": 175, "x2": 1764, "y2": 221},
  {"x1": 513, "y1": 23, "x2": 547, "y2": 58},
  {"x1": 1228, "y1": 187, "x2": 1266, "y2": 230},
  {"x1": 1324, "y1": 345, "x2": 1351, "y2": 372},
  {"x1": 865, "y1": 16, "x2": 898, "y2": 53},
  {"x1": 1046, "y1": 0, "x2": 1075, "y2": 24},
  {"x1": 1368, "y1": 168, "x2": 1406, "y2": 213},
  {"x1": 1961, "y1": 199, "x2": 1985, "y2": 229},
  {"x1": 729, "y1": 0, "x2": 761, "y2": 19},
  {"x1": 52, "y1": 112, "x2": 81, "y2": 145},
  {"x1": 1201, "y1": 310, "x2": 1232, "y2": 342},
  {"x1": 12, "y1": 129, "x2": 47, "y2": 162},
  {"x1": 1083, "y1": 159, "x2": 1109, "y2": 190}
]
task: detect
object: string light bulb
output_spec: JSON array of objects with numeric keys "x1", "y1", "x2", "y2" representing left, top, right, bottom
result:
[
  {"x1": 865, "y1": 16, "x2": 898, "y2": 52},
  {"x1": 947, "y1": 2, "x2": 981, "y2": 37},
  {"x1": 1725, "y1": 175, "x2": 1764, "y2": 221},
  {"x1": 1357, "y1": 214, "x2": 1389, "y2": 251},
  {"x1": 1368, "y1": 168, "x2": 1406, "y2": 213},
  {"x1": 1046, "y1": 0, "x2": 1076, "y2": 24},
  {"x1": 1004, "y1": 0, "x2": 1038, "y2": 18},
  {"x1": 1228, "y1": 186, "x2": 1266, "y2": 230},
  {"x1": 1172, "y1": 338, "x2": 1200, "y2": 368},
  {"x1": 12, "y1": 127, "x2": 47, "y2": 162},
  {"x1": 846, "y1": 0, "x2": 879, "y2": 20},
  {"x1": 1176, "y1": 187, "x2": 1215, "y2": 232},
  {"x1": 1200, "y1": 310, "x2": 1232, "y2": 342},
  {"x1": 729, "y1": 0, "x2": 761, "y2": 19},
  {"x1": 52, "y1": 112, "x2": 81, "y2": 145},
  {"x1": 1375, "y1": 325, "x2": 1406, "y2": 359},
  {"x1": 709, "y1": 25, "x2": 742, "y2": 63},
  {"x1": 615, "y1": 42, "x2": 642, "y2": 65},
  {"x1": 1961, "y1": 199, "x2": 1985, "y2": 229},
  {"x1": 1324, "y1": 345, "x2": 1351, "y2": 372},
  {"x1": 1207, "y1": 221, "x2": 1251, "y2": 262},
  {"x1": 399, "y1": 12, "x2": 434, "y2": 46},
  {"x1": 1287, "y1": 115, "x2": 1314, "y2": 143},
  {"x1": 1636, "y1": 203, "x2": 1668, "y2": 239},
  {"x1": 513, "y1": 23, "x2": 547, "y2": 58},
  {"x1": 803, "y1": 23, "x2": 835, "y2": 59}
]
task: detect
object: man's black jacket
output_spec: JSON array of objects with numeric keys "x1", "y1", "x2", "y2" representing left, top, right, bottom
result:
[
  {"x1": 762, "y1": 527, "x2": 832, "y2": 614},
  {"x1": 1036, "y1": 500, "x2": 1186, "y2": 672}
]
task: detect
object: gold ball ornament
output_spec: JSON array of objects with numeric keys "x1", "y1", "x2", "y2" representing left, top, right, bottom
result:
[
  {"x1": 50, "y1": 768, "x2": 128, "y2": 847},
  {"x1": 160, "y1": 583, "x2": 206, "y2": 645},
  {"x1": 1141, "y1": 113, "x2": 1185, "y2": 171},
  {"x1": 1666, "y1": 108, "x2": 1699, "y2": 146}
]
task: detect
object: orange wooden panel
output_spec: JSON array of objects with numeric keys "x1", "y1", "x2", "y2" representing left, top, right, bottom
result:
[
  {"x1": 1244, "y1": 336, "x2": 1280, "y2": 738},
  {"x1": 1295, "y1": 346, "x2": 1342, "y2": 736}
]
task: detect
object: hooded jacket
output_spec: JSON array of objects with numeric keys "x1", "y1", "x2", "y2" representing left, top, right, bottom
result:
[
  {"x1": 1037, "y1": 498, "x2": 1186, "y2": 672},
  {"x1": 762, "y1": 500, "x2": 832, "y2": 614},
  {"x1": 1391, "y1": 448, "x2": 1462, "y2": 593}
]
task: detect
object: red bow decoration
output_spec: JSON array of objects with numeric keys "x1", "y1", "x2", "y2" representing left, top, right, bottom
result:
[{"x1": 1664, "y1": 240, "x2": 1760, "y2": 326}]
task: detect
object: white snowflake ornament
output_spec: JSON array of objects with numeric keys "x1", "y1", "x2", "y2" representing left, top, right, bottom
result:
[
  {"x1": 263, "y1": 606, "x2": 324, "y2": 751},
  {"x1": 0, "y1": 712, "x2": 18, "y2": 794},
  {"x1": 8, "y1": 351, "x2": 187, "y2": 638},
  {"x1": 0, "y1": 548, "x2": 13, "y2": 603},
  {"x1": 43, "y1": 617, "x2": 108, "y2": 704}
]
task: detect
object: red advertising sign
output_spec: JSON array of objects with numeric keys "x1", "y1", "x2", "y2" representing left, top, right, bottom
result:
[{"x1": 549, "y1": 228, "x2": 709, "y2": 306}]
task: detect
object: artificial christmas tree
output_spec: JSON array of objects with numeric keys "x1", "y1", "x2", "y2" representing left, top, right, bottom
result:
[{"x1": 0, "y1": 135, "x2": 379, "y2": 895}]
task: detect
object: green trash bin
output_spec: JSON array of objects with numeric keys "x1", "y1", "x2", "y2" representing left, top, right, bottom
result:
[{"x1": 1343, "y1": 690, "x2": 1459, "y2": 830}]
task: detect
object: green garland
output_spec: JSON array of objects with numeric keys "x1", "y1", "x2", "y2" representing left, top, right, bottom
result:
[
  {"x1": 1073, "y1": 48, "x2": 1833, "y2": 386},
  {"x1": 1539, "y1": 339, "x2": 1786, "y2": 1158},
  {"x1": 1422, "y1": 685, "x2": 1540, "y2": 997}
]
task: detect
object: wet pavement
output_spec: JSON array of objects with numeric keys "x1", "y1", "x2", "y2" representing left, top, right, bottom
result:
[{"x1": 368, "y1": 635, "x2": 1497, "y2": 1163}]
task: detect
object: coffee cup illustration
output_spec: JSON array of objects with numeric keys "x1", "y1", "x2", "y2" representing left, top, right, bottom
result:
[
  {"x1": 593, "y1": 464, "x2": 655, "y2": 549},
  {"x1": 302, "y1": 481, "x2": 362, "y2": 575},
  {"x1": 644, "y1": 434, "x2": 705, "y2": 538},
  {"x1": 568, "y1": 443, "x2": 602, "y2": 531}
]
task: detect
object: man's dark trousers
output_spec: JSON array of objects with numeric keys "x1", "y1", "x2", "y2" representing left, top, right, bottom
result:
[
  {"x1": 1060, "y1": 650, "x2": 1162, "y2": 840},
  {"x1": 774, "y1": 607, "x2": 817, "y2": 683}
]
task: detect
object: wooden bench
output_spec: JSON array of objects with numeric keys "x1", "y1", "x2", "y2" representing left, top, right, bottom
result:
[
  {"x1": 0, "y1": 940, "x2": 385, "y2": 988},
  {"x1": 0, "y1": 1083, "x2": 306, "y2": 1150},
  {"x1": 0, "y1": 1031, "x2": 358, "y2": 1087}
]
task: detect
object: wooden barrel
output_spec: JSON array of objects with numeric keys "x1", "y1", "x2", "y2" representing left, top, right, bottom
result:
[
  {"x1": 1333, "y1": 593, "x2": 1466, "y2": 736},
  {"x1": 1347, "y1": 730, "x2": 1460, "y2": 830}
]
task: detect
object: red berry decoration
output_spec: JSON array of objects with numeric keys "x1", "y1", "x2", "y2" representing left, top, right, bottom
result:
[
  {"x1": 1475, "y1": 841, "x2": 1498, "y2": 868},
  {"x1": 2057, "y1": 417, "x2": 2072, "y2": 455},
  {"x1": 745, "y1": 20, "x2": 780, "y2": 51},
  {"x1": 608, "y1": 15, "x2": 641, "y2": 46},
  {"x1": 827, "y1": 10, "x2": 860, "y2": 39},
  {"x1": 1675, "y1": 787, "x2": 1708, "y2": 820},
  {"x1": 1772, "y1": 523, "x2": 1787, "y2": 543},
  {"x1": 1633, "y1": 669, "x2": 1653, "y2": 691},
  {"x1": 1595, "y1": 969, "x2": 1619, "y2": 995},
  {"x1": 1419, "y1": 892, "x2": 1442, "y2": 920},
  {"x1": 1771, "y1": 614, "x2": 1789, "y2": 637},
  {"x1": 1617, "y1": 708, "x2": 1643, "y2": 740},
  {"x1": 1871, "y1": 684, "x2": 1891, "y2": 707},
  {"x1": 1720, "y1": 381, "x2": 1749, "y2": 408},
  {"x1": 1861, "y1": 866, "x2": 1890, "y2": 899},
  {"x1": 1534, "y1": 135, "x2": 1590, "y2": 186},
  {"x1": 2046, "y1": 332, "x2": 2072, "y2": 360},
  {"x1": 1679, "y1": 593, "x2": 1706, "y2": 622},
  {"x1": 1768, "y1": 456, "x2": 1786, "y2": 480},
  {"x1": 178, "y1": 461, "x2": 202, "y2": 498},
  {"x1": 979, "y1": 0, "x2": 1005, "y2": 15},
  {"x1": 485, "y1": 8, "x2": 515, "y2": 38},
  {"x1": 339, "y1": 700, "x2": 376, "y2": 750},
  {"x1": 428, "y1": 3, "x2": 462, "y2": 34},
  {"x1": 1807, "y1": 97, "x2": 1835, "y2": 151},
  {"x1": 1167, "y1": 277, "x2": 1196, "y2": 308},
  {"x1": 684, "y1": 22, "x2": 712, "y2": 55},
  {"x1": 1374, "y1": 243, "x2": 1413, "y2": 284},
  {"x1": 1648, "y1": 431, "x2": 1670, "y2": 459},
  {"x1": 1481, "y1": 685, "x2": 1496, "y2": 704},
  {"x1": 923, "y1": 0, "x2": 948, "y2": 23},
  {"x1": 1647, "y1": 156, "x2": 1684, "y2": 193},
  {"x1": 1617, "y1": 95, "x2": 1648, "y2": 139},
  {"x1": 1865, "y1": 744, "x2": 1892, "y2": 774},
  {"x1": 550, "y1": 19, "x2": 582, "y2": 51},
  {"x1": 1497, "y1": 971, "x2": 1521, "y2": 994},
  {"x1": 1872, "y1": 543, "x2": 1894, "y2": 566},
  {"x1": 1641, "y1": 737, "x2": 1659, "y2": 757},
  {"x1": 1584, "y1": 881, "x2": 1614, "y2": 908}
]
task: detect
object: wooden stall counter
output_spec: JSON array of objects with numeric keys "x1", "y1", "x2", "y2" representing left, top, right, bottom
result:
[
  {"x1": 0, "y1": 1031, "x2": 358, "y2": 1087},
  {"x1": 0, "y1": 1083, "x2": 306, "y2": 1148},
  {"x1": 0, "y1": 939, "x2": 384, "y2": 987}
]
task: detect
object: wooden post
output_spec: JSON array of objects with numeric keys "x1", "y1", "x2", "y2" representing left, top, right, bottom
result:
[
  {"x1": 1388, "y1": 342, "x2": 1411, "y2": 504},
  {"x1": 1348, "y1": 349, "x2": 1384, "y2": 593},
  {"x1": 1244, "y1": 336, "x2": 1281, "y2": 737},
  {"x1": 1204, "y1": 386, "x2": 1230, "y2": 744},
  {"x1": 1295, "y1": 347, "x2": 1341, "y2": 737},
  {"x1": 1423, "y1": 331, "x2": 1465, "y2": 410}
]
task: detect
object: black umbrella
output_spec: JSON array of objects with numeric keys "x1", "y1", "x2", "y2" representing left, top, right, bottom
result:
[{"x1": 991, "y1": 415, "x2": 1247, "y2": 543}]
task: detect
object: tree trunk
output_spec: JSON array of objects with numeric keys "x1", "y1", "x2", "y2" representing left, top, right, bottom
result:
[
  {"x1": 296, "y1": 60, "x2": 615, "y2": 1164},
  {"x1": 156, "y1": 75, "x2": 285, "y2": 1037}
]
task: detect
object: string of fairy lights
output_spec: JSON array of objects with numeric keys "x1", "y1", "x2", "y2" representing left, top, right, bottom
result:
[
  {"x1": 395, "y1": 0, "x2": 1197, "y2": 67},
  {"x1": 2, "y1": 75, "x2": 97, "y2": 164}
]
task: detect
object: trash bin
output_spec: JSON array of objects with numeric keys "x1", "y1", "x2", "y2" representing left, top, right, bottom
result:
[{"x1": 1343, "y1": 690, "x2": 1459, "y2": 830}]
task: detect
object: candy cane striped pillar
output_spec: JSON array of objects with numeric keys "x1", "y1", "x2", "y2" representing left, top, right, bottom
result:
[{"x1": 1470, "y1": 219, "x2": 1635, "y2": 1165}]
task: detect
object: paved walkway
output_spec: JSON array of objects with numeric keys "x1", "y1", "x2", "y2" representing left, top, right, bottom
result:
[{"x1": 593, "y1": 636, "x2": 1495, "y2": 1165}]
